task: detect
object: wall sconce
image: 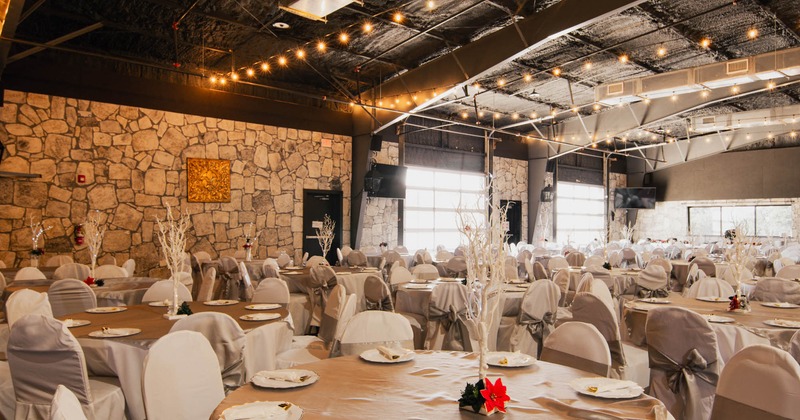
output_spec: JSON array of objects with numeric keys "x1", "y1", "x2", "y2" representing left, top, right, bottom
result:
[{"x1": 540, "y1": 185, "x2": 554, "y2": 202}]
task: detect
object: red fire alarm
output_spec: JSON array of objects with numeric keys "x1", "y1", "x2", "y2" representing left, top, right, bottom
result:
[{"x1": 77, "y1": 174, "x2": 86, "y2": 183}]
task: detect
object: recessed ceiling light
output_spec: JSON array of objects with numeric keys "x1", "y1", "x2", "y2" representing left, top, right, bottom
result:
[{"x1": 273, "y1": 22, "x2": 291, "y2": 29}]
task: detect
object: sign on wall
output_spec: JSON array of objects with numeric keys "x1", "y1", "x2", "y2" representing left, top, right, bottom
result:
[{"x1": 187, "y1": 158, "x2": 231, "y2": 203}]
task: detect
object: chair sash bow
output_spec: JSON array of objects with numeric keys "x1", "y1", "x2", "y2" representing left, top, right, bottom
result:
[
  {"x1": 429, "y1": 304, "x2": 473, "y2": 351},
  {"x1": 650, "y1": 347, "x2": 719, "y2": 419}
]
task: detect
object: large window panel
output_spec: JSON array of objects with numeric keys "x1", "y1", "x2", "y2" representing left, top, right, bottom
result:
[
  {"x1": 721, "y1": 206, "x2": 755, "y2": 232},
  {"x1": 556, "y1": 181, "x2": 605, "y2": 245},
  {"x1": 756, "y1": 206, "x2": 793, "y2": 236},
  {"x1": 689, "y1": 205, "x2": 793, "y2": 237}
]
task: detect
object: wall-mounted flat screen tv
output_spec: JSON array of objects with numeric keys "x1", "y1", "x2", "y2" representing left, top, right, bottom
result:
[
  {"x1": 614, "y1": 187, "x2": 656, "y2": 209},
  {"x1": 367, "y1": 164, "x2": 407, "y2": 199}
]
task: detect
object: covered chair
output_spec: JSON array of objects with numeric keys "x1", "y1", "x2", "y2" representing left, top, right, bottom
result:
[
  {"x1": 346, "y1": 250, "x2": 368, "y2": 267},
  {"x1": 411, "y1": 264, "x2": 439, "y2": 280},
  {"x1": 121, "y1": 259, "x2": 135, "y2": 277},
  {"x1": 566, "y1": 252, "x2": 586, "y2": 267},
  {"x1": 684, "y1": 276, "x2": 734, "y2": 299},
  {"x1": 413, "y1": 249, "x2": 433, "y2": 265},
  {"x1": 504, "y1": 256, "x2": 518, "y2": 280},
  {"x1": 689, "y1": 257, "x2": 717, "y2": 277},
  {"x1": 532, "y1": 261, "x2": 549, "y2": 280},
  {"x1": 236, "y1": 262, "x2": 255, "y2": 302},
  {"x1": 253, "y1": 277, "x2": 291, "y2": 304},
  {"x1": 47, "y1": 280, "x2": 97, "y2": 317},
  {"x1": 444, "y1": 256, "x2": 467, "y2": 277},
  {"x1": 142, "y1": 331, "x2": 224, "y2": 420},
  {"x1": 45, "y1": 255, "x2": 74, "y2": 267},
  {"x1": 14, "y1": 267, "x2": 46, "y2": 282},
  {"x1": 547, "y1": 256, "x2": 569, "y2": 272},
  {"x1": 93, "y1": 265, "x2": 127, "y2": 279},
  {"x1": 648, "y1": 258, "x2": 672, "y2": 277},
  {"x1": 635, "y1": 264, "x2": 669, "y2": 298},
  {"x1": 243, "y1": 321, "x2": 294, "y2": 381},
  {"x1": 53, "y1": 263, "x2": 91, "y2": 281},
  {"x1": 141, "y1": 280, "x2": 193, "y2": 303},
  {"x1": 276, "y1": 252, "x2": 293, "y2": 268},
  {"x1": 608, "y1": 251, "x2": 622, "y2": 268},
  {"x1": 773, "y1": 257, "x2": 795, "y2": 274},
  {"x1": 305, "y1": 256, "x2": 328, "y2": 268},
  {"x1": 522, "y1": 259, "x2": 534, "y2": 281},
  {"x1": 576, "y1": 274, "x2": 617, "y2": 318},
  {"x1": 776, "y1": 265, "x2": 800, "y2": 279},
  {"x1": 751, "y1": 278, "x2": 800, "y2": 304},
  {"x1": 7, "y1": 289, "x2": 53, "y2": 327},
  {"x1": 710, "y1": 345, "x2": 800, "y2": 420},
  {"x1": 49, "y1": 385, "x2": 87, "y2": 420},
  {"x1": 8, "y1": 314, "x2": 125, "y2": 420},
  {"x1": 790, "y1": 330, "x2": 800, "y2": 365},
  {"x1": 339, "y1": 311, "x2": 414, "y2": 356},
  {"x1": 197, "y1": 267, "x2": 217, "y2": 302},
  {"x1": 620, "y1": 248, "x2": 638, "y2": 268},
  {"x1": 215, "y1": 257, "x2": 240, "y2": 300},
  {"x1": 584, "y1": 255, "x2": 604, "y2": 268},
  {"x1": 425, "y1": 283, "x2": 476, "y2": 351},
  {"x1": 383, "y1": 251, "x2": 405, "y2": 267},
  {"x1": 364, "y1": 275, "x2": 393, "y2": 311},
  {"x1": 498, "y1": 280, "x2": 560, "y2": 358},
  {"x1": 541, "y1": 322, "x2": 611, "y2": 377},
  {"x1": 647, "y1": 307, "x2": 720, "y2": 420},
  {"x1": 552, "y1": 268, "x2": 570, "y2": 306},
  {"x1": 169, "y1": 312, "x2": 246, "y2": 391},
  {"x1": 193, "y1": 251, "x2": 212, "y2": 262},
  {"x1": 721, "y1": 266, "x2": 753, "y2": 287},
  {"x1": 308, "y1": 265, "x2": 337, "y2": 328}
]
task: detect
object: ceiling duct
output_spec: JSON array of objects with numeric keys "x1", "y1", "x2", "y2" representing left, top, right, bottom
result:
[
  {"x1": 278, "y1": 0, "x2": 364, "y2": 22},
  {"x1": 690, "y1": 104, "x2": 800, "y2": 133}
]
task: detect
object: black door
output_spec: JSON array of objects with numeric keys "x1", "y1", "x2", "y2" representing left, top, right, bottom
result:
[
  {"x1": 303, "y1": 190, "x2": 343, "y2": 266},
  {"x1": 501, "y1": 199, "x2": 523, "y2": 245}
]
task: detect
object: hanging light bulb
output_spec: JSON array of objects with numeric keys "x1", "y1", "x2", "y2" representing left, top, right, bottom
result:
[
  {"x1": 219, "y1": 77, "x2": 227, "y2": 85},
  {"x1": 552, "y1": 67, "x2": 562, "y2": 77},
  {"x1": 363, "y1": 22, "x2": 373, "y2": 33},
  {"x1": 246, "y1": 68, "x2": 255, "y2": 77},
  {"x1": 512, "y1": 113, "x2": 519, "y2": 119},
  {"x1": 461, "y1": 111, "x2": 469, "y2": 119},
  {"x1": 339, "y1": 32, "x2": 349, "y2": 43},
  {"x1": 700, "y1": 37, "x2": 712, "y2": 48},
  {"x1": 427, "y1": 0, "x2": 435, "y2": 9},
  {"x1": 497, "y1": 78, "x2": 506, "y2": 87},
  {"x1": 524, "y1": 74, "x2": 532, "y2": 82},
  {"x1": 644, "y1": 98, "x2": 652, "y2": 104},
  {"x1": 767, "y1": 81, "x2": 777, "y2": 90},
  {"x1": 494, "y1": 113, "x2": 500, "y2": 119},
  {"x1": 747, "y1": 28, "x2": 759, "y2": 39},
  {"x1": 618, "y1": 54, "x2": 629, "y2": 64},
  {"x1": 583, "y1": 61, "x2": 592, "y2": 70},
  {"x1": 701, "y1": 89, "x2": 710, "y2": 98},
  {"x1": 296, "y1": 49, "x2": 306, "y2": 59},
  {"x1": 671, "y1": 92, "x2": 678, "y2": 101},
  {"x1": 593, "y1": 104, "x2": 601, "y2": 111},
  {"x1": 261, "y1": 62, "x2": 270, "y2": 72},
  {"x1": 657, "y1": 45, "x2": 667, "y2": 57},
  {"x1": 731, "y1": 84, "x2": 740, "y2": 94},
  {"x1": 317, "y1": 41, "x2": 327, "y2": 52},
  {"x1": 209, "y1": 76, "x2": 218, "y2": 84},
  {"x1": 530, "y1": 112, "x2": 537, "y2": 119},
  {"x1": 230, "y1": 72, "x2": 239, "y2": 81},
  {"x1": 478, "y1": 111, "x2": 485, "y2": 118},
  {"x1": 393, "y1": 12, "x2": 404, "y2": 23}
]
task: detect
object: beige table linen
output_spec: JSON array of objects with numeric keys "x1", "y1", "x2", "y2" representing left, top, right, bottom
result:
[
  {"x1": 624, "y1": 292, "x2": 800, "y2": 361},
  {"x1": 670, "y1": 261, "x2": 729, "y2": 289},
  {"x1": 60, "y1": 303, "x2": 289, "y2": 420},
  {"x1": 210, "y1": 351, "x2": 670, "y2": 420},
  {"x1": 281, "y1": 267, "x2": 378, "y2": 311},
  {"x1": 1, "y1": 267, "x2": 58, "y2": 281},
  {"x1": 5, "y1": 277, "x2": 158, "y2": 306}
]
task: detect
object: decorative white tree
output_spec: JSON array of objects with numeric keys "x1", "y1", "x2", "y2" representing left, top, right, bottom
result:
[
  {"x1": 83, "y1": 211, "x2": 106, "y2": 278},
  {"x1": 242, "y1": 222, "x2": 261, "y2": 261},
  {"x1": 316, "y1": 214, "x2": 335, "y2": 259},
  {"x1": 29, "y1": 216, "x2": 52, "y2": 267},
  {"x1": 621, "y1": 220, "x2": 636, "y2": 244},
  {"x1": 456, "y1": 178, "x2": 508, "y2": 380},
  {"x1": 155, "y1": 204, "x2": 191, "y2": 317},
  {"x1": 726, "y1": 221, "x2": 753, "y2": 311}
]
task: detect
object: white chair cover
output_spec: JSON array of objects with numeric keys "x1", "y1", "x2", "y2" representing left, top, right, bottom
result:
[
  {"x1": 237, "y1": 262, "x2": 255, "y2": 301},
  {"x1": 53, "y1": 264, "x2": 91, "y2": 282},
  {"x1": 141, "y1": 280, "x2": 192, "y2": 303},
  {"x1": 276, "y1": 252, "x2": 292, "y2": 268},
  {"x1": 253, "y1": 277, "x2": 291, "y2": 304},
  {"x1": 193, "y1": 251, "x2": 212, "y2": 262},
  {"x1": 0, "y1": 360, "x2": 11, "y2": 420},
  {"x1": 690, "y1": 257, "x2": 717, "y2": 277},
  {"x1": 776, "y1": 265, "x2": 800, "y2": 279},
  {"x1": 121, "y1": 259, "x2": 135, "y2": 277},
  {"x1": 169, "y1": 312, "x2": 245, "y2": 390},
  {"x1": 790, "y1": 330, "x2": 800, "y2": 366},
  {"x1": 243, "y1": 321, "x2": 293, "y2": 381},
  {"x1": 647, "y1": 307, "x2": 720, "y2": 420},
  {"x1": 339, "y1": 311, "x2": 414, "y2": 356},
  {"x1": 346, "y1": 250, "x2": 367, "y2": 267},
  {"x1": 411, "y1": 264, "x2": 439, "y2": 280},
  {"x1": 301, "y1": 252, "x2": 309, "y2": 265},
  {"x1": 751, "y1": 278, "x2": 800, "y2": 304},
  {"x1": 383, "y1": 251, "x2": 404, "y2": 267},
  {"x1": 318, "y1": 285, "x2": 347, "y2": 347},
  {"x1": 8, "y1": 314, "x2": 125, "y2": 420},
  {"x1": 584, "y1": 255, "x2": 604, "y2": 268},
  {"x1": 197, "y1": 267, "x2": 216, "y2": 302},
  {"x1": 608, "y1": 250, "x2": 622, "y2": 268},
  {"x1": 552, "y1": 268, "x2": 570, "y2": 306},
  {"x1": 566, "y1": 252, "x2": 586, "y2": 267},
  {"x1": 648, "y1": 258, "x2": 672, "y2": 276},
  {"x1": 710, "y1": 345, "x2": 800, "y2": 420},
  {"x1": 503, "y1": 256, "x2": 519, "y2": 280},
  {"x1": 571, "y1": 293, "x2": 627, "y2": 378},
  {"x1": 341, "y1": 246, "x2": 353, "y2": 258},
  {"x1": 93, "y1": 265, "x2": 127, "y2": 279},
  {"x1": 585, "y1": 265, "x2": 614, "y2": 289},
  {"x1": 304, "y1": 256, "x2": 326, "y2": 268},
  {"x1": 278, "y1": 293, "x2": 356, "y2": 367},
  {"x1": 142, "y1": 330, "x2": 224, "y2": 420},
  {"x1": 445, "y1": 257, "x2": 467, "y2": 277},
  {"x1": 360, "y1": 246, "x2": 378, "y2": 255},
  {"x1": 308, "y1": 265, "x2": 336, "y2": 326},
  {"x1": 364, "y1": 275, "x2": 393, "y2": 311},
  {"x1": 635, "y1": 265, "x2": 669, "y2": 298},
  {"x1": 547, "y1": 257, "x2": 568, "y2": 271},
  {"x1": 389, "y1": 266, "x2": 413, "y2": 286},
  {"x1": 501, "y1": 280, "x2": 560, "y2": 358},
  {"x1": 14, "y1": 267, "x2": 46, "y2": 282},
  {"x1": 620, "y1": 248, "x2": 637, "y2": 268},
  {"x1": 44, "y1": 256, "x2": 74, "y2": 268},
  {"x1": 47, "y1": 280, "x2": 97, "y2": 317},
  {"x1": 541, "y1": 322, "x2": 611, "y2": 377},
  {"x1": 49, "y1": 385, "x2": 87, "y2": 420},
  {"x1": 774, "y1": 257, "x2": 795, "y2": 274},
  {"x1": 336, "y1": 248, "x2": 344, "y2": 265},
  {"x1": 7, "y1": 289, "x2": 53, "y2": 327},
  {"x1": 576, "y1": 274, "x2": 617, "y2": 319},
  {"x1": 523, "y1": 259, "x2": 534, "y2": 281},
  {"x1": 394, "y1": 245, "x2": 409, "y2": 254},
  {"x1": 684, "y1": 277, "x2": 734, "y2": 299},
  {"x1": 425, "y1": 283, "x2": 476, "y2": 351}
]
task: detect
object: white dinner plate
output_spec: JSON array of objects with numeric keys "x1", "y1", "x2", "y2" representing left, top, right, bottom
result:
[
  {"x1": 335, "y1": 271, "x2": 352, "y2": 275},
  {"x1": 761, "y1": 302, "x2": 800, "y2": 309},
  {"x1": 88, "y1": 328, "x2": 141, "y2": 338},
  {"x1": 284, "y1": 266, "x2": 302, "y2": 270},
  {"x1": 569, "y1": 377, "x2": 644, "y2": 399},
  {"x1": 85, "y1": 306, "x2": 127, "y2": 314},
  {"x1": 704, "y1": 315, "x2": 735, "y2": 323},
  {"x1": 410, "y1": 279, "x2": 429, "y2": 284},
  {"x1": 219, "y1": 401, "x2": 303, "y2": 420},
  {"x1": 505, "y1": 286, "x2": 528, "y2": 293},
  {"x1": 245, "y1": 303, "x2": 282, "y2": 311},
  {"x1": 361, "y1": 268, "x2": 380, "y2": 272},
  {"x1": 696, "y1": 296, "x2": 728, "y2": 303},
  {"x1": 148, "y1": 300, "x2": 182, "y2": 307},
  {"x1": 251, "y1": 369, "x2": 319, "y2": 389},
  {"x1": 404, "y1": 284, "x2": 432, "y2": 289},
  {"x1": 204, "y1": 300, "x2": 239, "y2": 306},
  {"x1": 240, "y1": 313, "x2": 281, "y2": 322},
  {"x1": 63, "y1": 319, "x2": 91, "y2": 328},
  {"x1": 359, "y1": 348, "x2": 415, "y2": 364},
  {"x1": 438, "y1": 278, "x2": 462, "y2": 282},
  {"x1": 486, "y1": 351, "x2": 535, "y2": 368},
  {"x1": 763, "y1": 319, "x2": 800, "y2": 329},
  {"x1": 638, "y1": 298, "x2": 671, "y2": 304}
]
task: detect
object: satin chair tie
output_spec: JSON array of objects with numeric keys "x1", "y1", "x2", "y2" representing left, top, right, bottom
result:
[
  {"x1": 430, "y1": 304, "x2": 472, "y2": 351},
  {"x1": 650, "y1": 347, "x2": 719, "y2": 419},
  {"x1": 365, "y1": 296, "x2": 393, "y2": 311},
  {"x1": 636, "y1": 287, "x2": 670, "y2": 299},
  {"x1": 519, "y1": 311, "x2": 555, "y2": 356}
]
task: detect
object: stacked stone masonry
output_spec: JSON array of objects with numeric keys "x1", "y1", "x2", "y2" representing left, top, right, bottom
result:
[{"x1": 0, "y1": 90, "x2": 352, "y2": 276}]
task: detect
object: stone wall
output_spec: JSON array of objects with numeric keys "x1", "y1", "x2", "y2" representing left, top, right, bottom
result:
[
  {"x1": 608, "y1": 172, "x2": 628, "y2": 241},
  {"x1": 360, "y1": 142, "x2": 400, "y2": 247},
  {"x1": 493, "y1": 156, "x2": 528, "y2": 242},
  {"x1": 532, "y1": 172, "x2": 554, "y2": 244},
  {"x1": 0, "y1": 90, "x2": 351, "y2": 275}
]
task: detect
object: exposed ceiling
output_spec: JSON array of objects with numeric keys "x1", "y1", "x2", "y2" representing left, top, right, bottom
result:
[{"x1": 3, "y1": 0, "x2": 800, "y2": 161}]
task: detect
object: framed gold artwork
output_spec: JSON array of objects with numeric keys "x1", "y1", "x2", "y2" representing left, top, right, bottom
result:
[{"x1": 187, "y1": 158, "x2": 231, "y2": 202}]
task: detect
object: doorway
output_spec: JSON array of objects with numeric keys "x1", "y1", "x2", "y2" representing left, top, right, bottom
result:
[
  {"x1": 501, "y1": 199, "x2": 522, "y2": 245},
  {"x1": 303, "y1": 190, "x2": 343, "y2": 265}
]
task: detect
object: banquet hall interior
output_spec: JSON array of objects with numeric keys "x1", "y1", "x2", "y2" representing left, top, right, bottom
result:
[{"x1": 0, "y1": 0, "x2": 800, "y2": 418}]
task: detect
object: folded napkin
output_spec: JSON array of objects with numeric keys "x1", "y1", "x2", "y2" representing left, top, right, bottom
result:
[
  {"x1": 593, "y1": 379, "x2": 640, "y2": 394},
  {"x1": 256, "y1": 370, "x2": 306, "y2": 383},
  {"x1": 377, "y1": 346, "x2": 407, "y2": 361},
  {"x1": 223, "y1": 402, "x2": 293, "y2": 420},
  {"x1": 102, "y1": 328, "x2": 127, "y2": 336}
]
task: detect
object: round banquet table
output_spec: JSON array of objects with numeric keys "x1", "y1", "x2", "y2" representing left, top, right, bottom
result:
[
  {"x1": 669, "y1": 260, "x2": 730, "y2": 288},
  {"x1": 366, "y1": 253, "x2": 414, "y2": 268},
  {"x1": 60, "y1": 302, "x2": 290, "y2": 420},
  {"x1": 4, "y1": 277, "x2": 158, "y2": 307},
  {"x1": 210, "y1": 351, "x2": 671, "y2": 419},
  {"x1": 280, "y1": 266, "x2": 383, "y2": 312},
  {"x1": 0, "y1": 267, "x2": 57, "y2": 281},
  {"x1": 624, "y1": 292, "x2": 799, "y2": 363}
]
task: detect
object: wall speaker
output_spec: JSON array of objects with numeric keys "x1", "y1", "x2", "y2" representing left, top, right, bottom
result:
[{"x1": 370, "y1": 134, "x2": 383, "y2": 151}]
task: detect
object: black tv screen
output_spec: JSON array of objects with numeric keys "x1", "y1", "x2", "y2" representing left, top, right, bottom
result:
[
  {"x1": 367, "y1": 164, "x2": 407, "y2": 199},
  {"x1": 614, "y1": 188, "x2": 656, "y2": 209}
]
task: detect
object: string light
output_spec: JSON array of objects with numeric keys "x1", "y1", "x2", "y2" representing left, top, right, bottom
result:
[
  {"x1": 209, "y1": 76, "x2": 217, "y2": 84},
  {"x1": 593, "y1": 104, "x2": 600, "y2": 111},
  {"x1": 671, "y1": 92, "x2": 678, "y2": 102},
  {"x1": 363, "y1": 22, "x2": 373, "y2": 33},
  {"x1": 278, "y1": 56, "x2": 288, "y2": 66},
  {"x1": 317, "y1": 41, "x2": 327, "y2": 52},
  {"x1": 618, "y1": 54, "x2": 629, "y2": 64},
  {"x1": 571, "y1": 106, "x2": 579, "y2": 113},
  {"x1": 230, "y1": 72, "x2": 239, "y2": 81},
  {"x1": 512, "y1": 113, "x2": 519, "y2": 119},
  {"x1": 427, "y1": 0, "x2": 435, "y2": 8},
  {"x1": 644, "y1": 98, "x2": 652, "y2": 104},
  {"x1": 767, "y1": 81, "x2": 777, "y2": 90},
  {"x1": 493, "y1": 113, "x2": 500, "y2": 119},
  {"x1": 261, "y1": 63, "x2": 270, "y2": 72},
  {"x1": 583, "y1": 61, "x2": 592, "y2": 70},
  {"x1": 339, "y1": 32, "x2": 349, "y2": 43},
  {"x1": 497, "y1": 79, "x2": 506, "y2": 87},
  {"x1": 791, "y1": 131, "x2": 797, "y2": 138},
  {"x1": 700, "y1": 37, "x2": 712, "y2": 48},
  {"x1": 296, "y1": 49, "x2": 306, "y2": 59},
  {"x1": 523, "y1": 74, "x2": 532, "y2": 82},
  {"x1": 461, "y1": 111, "x2": 469, "y2": 119},
  {"x1": 701, "y1": 89, "x2": 710, "y2": 98},
  {"x1": 657, "y1": 45, "x2": 667, "y2": 57},
  {"x1": 731, "y1": 84, "x2": 740, "y2": 94},
  {"x1": 219, "y1": 77, "x2": 227, "y2": 85},
  {"x1": 552, "y1": 68, "x2": 562, "y2": 77},
  {"x1": 747, "y1": 28, "x2": 758, "y2": 39},
  {"x1": 393, "y1": 12, "x2": 404, "y2": 23},
  {"x1": 246, "y1": 68, "x2": 255, "y2": 77},
  {"x1": 530, "y1": 112, "x2": 537, "y2": 118},
  {"x1": 473, "y1": 82, "x2": 480, "y2": 89},
  {"x1": 478, "y1": 111, "x2": 485, "y2": 118}
]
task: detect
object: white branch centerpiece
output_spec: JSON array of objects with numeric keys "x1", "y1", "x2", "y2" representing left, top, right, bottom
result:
[
  {"x1": 29, "y1": 216, "x2": 52, "y2": 267},
  {"x1": 726, "y1": 221, "x2": 752, "y2": 312},
  {"x1": 155, "y1": 204, "x2": 192, "y2": 319},
  {"x1": 315, "y1": 214, "x2": 335, "y2": 260},
  {"x1": 242, "y1": 222, "x2": 260, "y2": 262},
  {"x1": 456, "y1": 178, "x2": 511, "y2": 415},
  {"x1": 621, "y1": 221, "x2": 636, "y2": 245},
  {"x1": 83, "y1": 211, "x2": 106, "y2": 279}
]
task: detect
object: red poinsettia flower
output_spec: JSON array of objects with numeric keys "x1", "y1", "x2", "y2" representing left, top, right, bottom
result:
[
  {"x1": 84, "y1": 276, "x2": 95, "y2": 286},
  {"x1": 480, "y1": 377, "x2": 510, "y2": 413}
]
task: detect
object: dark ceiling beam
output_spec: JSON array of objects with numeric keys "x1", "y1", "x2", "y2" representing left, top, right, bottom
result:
[
  {"x1": 8, "y1": 21, "x2": 102, "y2": 63},
  {"x1": 752, "y1": 0, "x2": 800, "y2": 44},
  {"x1": 0, "y1": 0, "x2": 25, "y2": 78},
  {"x1": 18, "y1": 0, "x2": 45, "y2": 24},
  {"x1": 367, "y1": 0, "x2": 648, "y2": 134}
]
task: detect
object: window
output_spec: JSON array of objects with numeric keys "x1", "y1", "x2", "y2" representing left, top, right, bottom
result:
[
  {"x1": 688, "y1": 205, "x2": 793, "y2": 237},
  {"x1": 555, "y1": 182, "x2": 605, "y2": 244},
  {"x1": 404, "y1": 167, "x2": 486, "y2": 251}
]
